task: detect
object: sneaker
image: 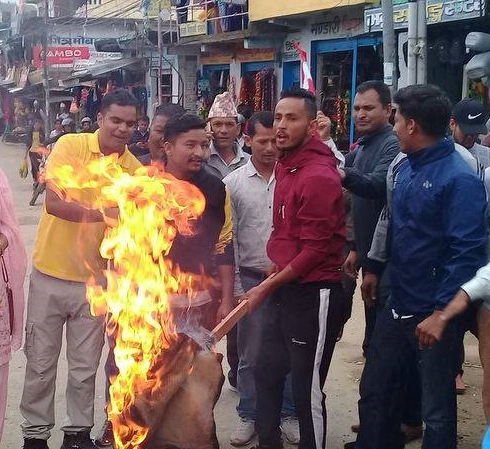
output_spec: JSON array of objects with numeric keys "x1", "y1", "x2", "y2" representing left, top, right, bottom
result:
[
  {"x1": 60, "y1": 432, "x2": 97, "y2": 449},
  {"x1": 230, "y1": 419, "x2": 256, "y2": 446},
  {"x1": 94, "y1": 421, "x2": 114, "y2": 448},
  {"x1": 280, "y1": 417, "x2": 300, "y2": 445},
  {"x1": 23, "y1": 439, "x2": 49, "y2": 449}
]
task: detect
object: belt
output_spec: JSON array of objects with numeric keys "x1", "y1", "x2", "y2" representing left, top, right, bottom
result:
[{"x1": 239, "y1": 266, "x2": 267, "y2": 281}]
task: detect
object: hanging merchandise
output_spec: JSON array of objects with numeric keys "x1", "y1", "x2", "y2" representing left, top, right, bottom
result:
[
  {"x1": 239, "y1": 75, "x2": 255, "y2": 107},
  {"x1": 254, "y1": 71, "x2": 262, "y2": 112}
]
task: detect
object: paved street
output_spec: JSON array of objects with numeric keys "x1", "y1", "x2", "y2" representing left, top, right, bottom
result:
[{"x1": 0, "y1": 141, "x2": 485, "y2": 449}]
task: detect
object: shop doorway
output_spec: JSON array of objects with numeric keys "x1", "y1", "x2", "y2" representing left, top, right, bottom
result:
[{"x1": 312, "y1": 37, "x2": 383, "y2": 151}]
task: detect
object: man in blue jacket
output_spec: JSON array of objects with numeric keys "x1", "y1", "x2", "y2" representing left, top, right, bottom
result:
[{"x1": 347, "y1": 84, "x2": 488, "y2": 449}]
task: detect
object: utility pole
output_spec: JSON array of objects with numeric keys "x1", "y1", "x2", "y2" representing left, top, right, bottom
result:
[
  {"x1": 416, "y1": 0, "x2": 427, "y2": 83},
  {"x1": 382, "y1": 0, "x2": 397, "y2": 91},
  {"x1": 42, "y1": 0, "x2": 51, "y2": 129},
  {"x1": 407, "y1": 0, "x2": 418, "y2": 85},
  {"x1": 157, "y1": 0, "x2": 163, "y2": 106}
]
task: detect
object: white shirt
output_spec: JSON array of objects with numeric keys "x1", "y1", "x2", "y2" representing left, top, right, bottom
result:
[
  {"x1": 223, "y1": 158, "x2": 275, "y2": 296},
  {"x1": 468, "y1": 142, "x2": 490, "y2": 169},
  {"x1": 206, "y1": 142, "x2": 250, "y2": 180}
]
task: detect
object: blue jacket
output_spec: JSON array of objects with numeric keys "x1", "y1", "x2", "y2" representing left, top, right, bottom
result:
[{"x1": 390, "y1": 139, "x2": 488, "y2": 315}]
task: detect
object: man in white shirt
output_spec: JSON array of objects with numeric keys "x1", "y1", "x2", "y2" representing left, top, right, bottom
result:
[
  {"x1": 206, "y1": 92, "x2": 250, "y2": 179},
  {"x1": 450, "y1": 98, "x2": 489, "y2": 393},
  {"x1": 224, "y1": 111, "x2": 299, "y2": 447},
  {"x1": 451, "y1": 99, "x2": 490, "y2": 171}
]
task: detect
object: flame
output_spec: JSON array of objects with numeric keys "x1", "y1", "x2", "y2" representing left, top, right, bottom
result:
[{"x1": 48, "y1": 154, "x2": 206, "y2": 449}]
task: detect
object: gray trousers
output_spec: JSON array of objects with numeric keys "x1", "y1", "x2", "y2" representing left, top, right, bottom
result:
[{"x1": 20, "y1": 269, "x2": 105, "y2": 440}]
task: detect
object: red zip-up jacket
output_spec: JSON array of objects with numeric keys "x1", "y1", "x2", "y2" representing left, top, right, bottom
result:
[{"x1": 267, "y1": 137, "x2": 345, "y2": 283}]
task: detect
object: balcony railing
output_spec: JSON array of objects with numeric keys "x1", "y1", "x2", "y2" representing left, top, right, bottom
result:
[{"x1": 175, "y1": 0, "x2": 249, "y2": 39}]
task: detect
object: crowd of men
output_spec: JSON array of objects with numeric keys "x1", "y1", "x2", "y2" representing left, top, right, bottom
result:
[{"x1": 16, "y1": 81, "x2": 490, "y2": 449}]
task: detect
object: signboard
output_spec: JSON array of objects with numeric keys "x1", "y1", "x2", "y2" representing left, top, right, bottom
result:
[
  {"x1": 179, "y1": 22, "x2": 206, "y2": 37},
  {"x1": 33, "y1": 46, "x2": 91, "y2": 68},
  {"x1": 236, "y1": 49, "x2": 275, "y2": 62},
  {"x1": 72, "y1": 52, "x2": 123, "y2": 70},
  {"x1": 201, "y1": 55, "x2": 233, "y2": 65},
  {"x1": 365, "y1": 0, "x2": 486, "y2": 31}
]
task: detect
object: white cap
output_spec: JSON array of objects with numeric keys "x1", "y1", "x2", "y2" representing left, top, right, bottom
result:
[{"x1": 61, "y1": 118, "x2": 72, "y2": 126}]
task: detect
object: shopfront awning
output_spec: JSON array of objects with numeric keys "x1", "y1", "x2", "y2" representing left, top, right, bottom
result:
[
  {"x1": 8, "y1": 84, "x2": 73, "y2": 102},
  {"x1": 64, "y1": 57, "x2": 146, "y2": 83}
]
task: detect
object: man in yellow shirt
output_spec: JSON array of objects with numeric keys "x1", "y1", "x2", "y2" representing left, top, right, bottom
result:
[{"x1": 20, "y1": 89, "x2": 141, "y2": 449}]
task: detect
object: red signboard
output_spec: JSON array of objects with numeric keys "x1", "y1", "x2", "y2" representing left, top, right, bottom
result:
[{"x1": 33, "y1": 46, "x2": 91, "y2": 68}]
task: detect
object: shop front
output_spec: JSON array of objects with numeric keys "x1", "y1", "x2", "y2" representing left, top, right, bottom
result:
[
  {"x1": 279, "y1": 7, "x2": 373, "y2": 149},
  {"x1": 199, "y1": 62, "x2": 231, "y2": 116},
  {"x1": 365, "y1": 0, "x2": 487, "y2": 103},
  {"x1": 238, "y1": 54, "x2": 276, "y2": 112},
  {"x1": 313, "y1": 37, "x2": 383, "y2": 150},
  {"x1": 198, "y1": 48, "x2": 277, "y2": 117}
]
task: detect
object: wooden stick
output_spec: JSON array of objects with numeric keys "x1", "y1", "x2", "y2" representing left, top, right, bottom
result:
[{"x1": 212, "y1": 300, "x2": 249, "y2": 342}]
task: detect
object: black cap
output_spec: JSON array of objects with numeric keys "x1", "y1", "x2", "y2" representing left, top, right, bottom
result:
[{"x1": 452, "y1": 99, "x2": 488, "y2": 135}]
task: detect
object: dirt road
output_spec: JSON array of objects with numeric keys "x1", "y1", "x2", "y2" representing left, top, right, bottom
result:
[{"x1": 0, "y1": 141, "x2": 485, "y2": 449}]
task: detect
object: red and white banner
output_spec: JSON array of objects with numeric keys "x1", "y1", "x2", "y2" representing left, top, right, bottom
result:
[
  {"x1": 32, "y1": 46, "x2": 90, "y2": 68},
  {"x1": 292, "y1": 41, "x2": 316, "y2": 94}
]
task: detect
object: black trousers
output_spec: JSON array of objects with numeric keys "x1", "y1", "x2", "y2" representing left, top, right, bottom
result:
[{"x1": 255, "y1": 281, "x2": 344, "y2": 449}]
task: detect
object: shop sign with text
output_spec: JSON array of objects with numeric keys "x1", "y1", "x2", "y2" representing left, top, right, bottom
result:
[
  {"x1": 33, "y1": 46, "x2": 90, "y2": 68},
  {"x1": 365, "y1": 0, "x2": 486, "y2": 31}
]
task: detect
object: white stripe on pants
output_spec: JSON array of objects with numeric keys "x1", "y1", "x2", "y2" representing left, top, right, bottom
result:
[{"x1": 311, "y1": 288, "x2": 330, "y2": 449}]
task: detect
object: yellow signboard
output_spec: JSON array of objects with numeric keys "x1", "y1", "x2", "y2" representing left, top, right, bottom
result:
[
  {"x1": 148, "y1": 0, "x2": 171, "y2": 18},
  {"x1": 249, "y1": 0, "x2": 374, "y2": 22}
]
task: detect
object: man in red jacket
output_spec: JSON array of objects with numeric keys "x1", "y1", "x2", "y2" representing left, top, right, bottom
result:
[{"x1": 246, "y1": 88, "x2": 345, "y2": 449}]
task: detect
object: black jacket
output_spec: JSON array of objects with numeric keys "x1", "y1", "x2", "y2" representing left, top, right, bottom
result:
[
  {"x1": 129, "y1": 129, "x2": 150, "y2": 157},
  {"x1": 343, "y1": 125, "x2": 400, "y2": 267},
  {"x1": 168, "y1": 168, "x2": 234, "y2": 276}
]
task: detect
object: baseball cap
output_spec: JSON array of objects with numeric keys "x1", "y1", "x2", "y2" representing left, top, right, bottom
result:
[
  {"x1": 453, "y1": 99, "x2": 488, "y2": 135},
  {"x1": 61, "y1": 118, "x2": 73, "y2": 126},
  {"x1": 81, "y1": 117, "x2": 91, "y2": 124}
]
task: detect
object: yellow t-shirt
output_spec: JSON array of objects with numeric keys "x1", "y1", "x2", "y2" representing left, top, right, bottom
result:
[
  {"x1": 29, "y1": 131, "x2": 41, "y2": 153},
  {"x1": 32, "y1": 131, "x2": 141, "y2": 282}
]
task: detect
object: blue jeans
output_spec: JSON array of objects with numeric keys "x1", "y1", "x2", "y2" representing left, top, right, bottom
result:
[
  {"x1": 237, "y1": 273, "x2": 296, "y2": 420},
  {"x1": 356, "y1": 305, "x2": 458, "y2": 449}
]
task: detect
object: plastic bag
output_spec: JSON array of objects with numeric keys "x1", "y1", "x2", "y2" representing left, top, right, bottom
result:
[{"x1": 19, "y1": 158, "x2": 28, "y2": 179}]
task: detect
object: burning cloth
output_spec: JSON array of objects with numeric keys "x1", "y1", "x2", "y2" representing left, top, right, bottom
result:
[{"x1": 48, "y1": 157, "x2": 224, "y2": 449}]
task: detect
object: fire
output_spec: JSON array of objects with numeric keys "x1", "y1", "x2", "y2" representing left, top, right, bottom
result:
[{"x1": 48, "y1": 154, "x2": 206, "y2": 449}]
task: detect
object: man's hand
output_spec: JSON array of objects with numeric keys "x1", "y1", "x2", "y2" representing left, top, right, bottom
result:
[
  {"x1": 416, "y1": 311, "x2": 448, "y2": 349},
  {"x1": 245, "y1": 283, "x2": 271, "y2": 314},
  {"x1": 342, "y1": 250, "x2": 359, "y2": 279},
  {"x1": 317, "y1": 111, "x2": 332, "y2": 142},
  {"x1": 416, "y1": 289, "x2": 471, "y2": 349},
  {"x1": 216, "y1": 297, "x2": 235, "y2": 324},
  {"x1": 338, "y1": 167, "x2": 346, "y2": 180},
  {"x1": 136, "y1": 141, "x2": 147, "y2": 149},
  {"x1": 361, "y1": 271, "x2": 379, "y2": 307}
]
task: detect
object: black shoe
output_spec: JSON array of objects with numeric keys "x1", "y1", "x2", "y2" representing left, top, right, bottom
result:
[
  {"x1": 60, "y1": 432, "x2": 97, "y2": 449},
  {"x1": 94, "y1": 421, "x2": 114, "y2": 448},
  {"x1": 23, "y1": 438, "x2": 49, "y2": 449}
]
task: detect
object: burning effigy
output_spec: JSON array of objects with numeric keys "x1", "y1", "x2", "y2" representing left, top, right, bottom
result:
[{"x1": 48, "y1": 155, "x2": 229, "y2": 449}]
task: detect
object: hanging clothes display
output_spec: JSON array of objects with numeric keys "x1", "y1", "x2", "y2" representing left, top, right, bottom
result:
[{"x1": 239, "y1": 68, "x2": 275, "y2": 112}]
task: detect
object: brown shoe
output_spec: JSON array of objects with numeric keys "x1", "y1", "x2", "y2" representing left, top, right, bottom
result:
[
  {"x1": 351, "y1": 424, "x2": 360, "y2": 433},
  {"x1": 401, "y1": 423, "x2": 423, "y2": 443}
]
